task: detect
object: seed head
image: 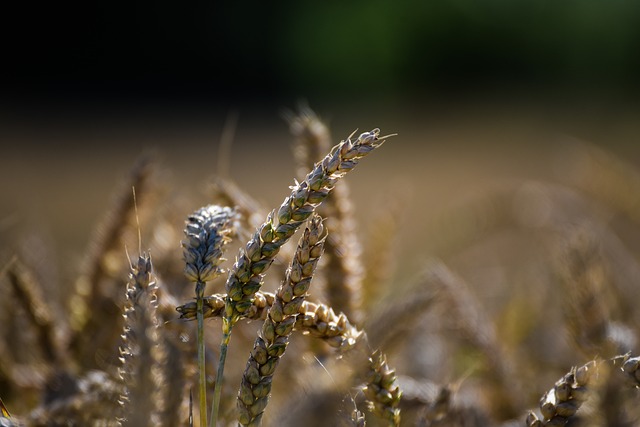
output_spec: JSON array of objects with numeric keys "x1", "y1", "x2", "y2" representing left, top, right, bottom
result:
[{"x1": 182, "y1": 205, "x2": 236, "y2": 284}]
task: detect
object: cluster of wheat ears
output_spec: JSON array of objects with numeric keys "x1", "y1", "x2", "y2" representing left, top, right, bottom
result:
[{"x1": 1, "y1": 108, "x2": 640, "y2": 426}]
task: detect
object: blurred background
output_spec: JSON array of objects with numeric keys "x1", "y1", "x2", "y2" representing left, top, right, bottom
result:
[
  {"x1": 2, "y1": 0, "x2": 640, "y2": 282},
  {"x1": 3, "y1": 0, "x2": 640, "y2": 106}
]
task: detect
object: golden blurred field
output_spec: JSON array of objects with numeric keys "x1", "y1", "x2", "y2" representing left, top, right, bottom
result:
[
  {"x1": 3, "y1": 102, "x2": 640, "y2": 269},
  {"x1": 2, "y1": 101, "x2": 640, "y2": 425}
]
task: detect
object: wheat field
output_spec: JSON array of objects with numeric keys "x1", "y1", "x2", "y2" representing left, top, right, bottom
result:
[{"x1": 1, "y1": 104, "x2": 640, "y2": 426}]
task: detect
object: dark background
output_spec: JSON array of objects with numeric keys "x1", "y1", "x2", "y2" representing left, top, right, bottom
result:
[{"x1": 2, "y1": 1, "x2": 640, "y2": 111}]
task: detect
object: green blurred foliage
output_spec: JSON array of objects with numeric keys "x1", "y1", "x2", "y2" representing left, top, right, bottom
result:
[
  {"x1": 273, "y1": 0, "x2": 640, "y2": 98},
  {"x1": 4, "y1": 0, "x2": 640, "y2": 104}
]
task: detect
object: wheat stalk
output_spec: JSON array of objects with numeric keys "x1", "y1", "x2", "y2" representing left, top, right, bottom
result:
[{"x1": 182, "y1": 205, "x2": 237, "y2": 426}]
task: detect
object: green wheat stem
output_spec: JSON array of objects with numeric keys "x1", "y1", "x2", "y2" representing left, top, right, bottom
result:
[
  {"x1": 210, "y1": 317, "x2": 233, "y2": 427},
  {"x1": 196, "y1": 281, "x2": 207, "y2": 427},
  {"x1": 181, "y1": 205, "x2": 237, "y2": 426}
]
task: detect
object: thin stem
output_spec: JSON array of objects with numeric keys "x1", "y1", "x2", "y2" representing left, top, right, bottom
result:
[
  {"x1": 210, "y1": 317, "x2": 233, "y2": 427},
  {"x1": 196, "y1": 281, "x2": 207, "y2": 427}
]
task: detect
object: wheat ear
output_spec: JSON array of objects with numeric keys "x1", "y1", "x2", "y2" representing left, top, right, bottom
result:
[
  {"x1": 211, "y1": 128, "x2": 389, "y2": 425},
  {"x1": 237, "y1": 214, "x2": 326, "y2": 426},
  {"x1": 6, "y1": 257, "x2": 64, "y2": 366},
  {"x1": 118, "y1": 253, "x2": 165, "y2": 426},
  {"x1": 363, "y1": 349, "x2": 402, "y2": 426},
  {"x1": 224, "y1": 128, "x2": 387, "y2": 324},
  {"x1": 526, "y1": 354, "x2": 640, "y2": 426},
  {"x1": 182, "y1": 205, "x2": 236, "y2": 426},
  {"x1": 288, "y1": 108, "x2": 364, "y2": 322}
]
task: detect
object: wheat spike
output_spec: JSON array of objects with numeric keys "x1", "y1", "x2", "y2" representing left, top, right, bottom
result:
[
  {"x1": 526, "y1": 354, "x2": 640, "y2": 426},
  {"x1": 183, "y1": 205, "x2": 237, "y2": 286},
  {"x1": 224, "y1": 128, "x2": 389, "y2": 326},
  {"x1": 362, "y1": 349, "x2": 402, "y2": 426},
  {"x1": 237, "y1": 214, "x2": 326, "y2": 426},
  {"x1": 118, "y1": 253, "x2": 165, "y2": 426},
  {"x1": 288, "y1": 108, "x2": 364, "y2": 322}
]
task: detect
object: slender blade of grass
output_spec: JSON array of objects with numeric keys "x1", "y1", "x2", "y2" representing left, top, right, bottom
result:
[
  {"x1": 210, "y1": 318, "x2": 233, "y2": 427},
  {"x1": 196, "y1": 281, "x2": 207, "y2": 427}
]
